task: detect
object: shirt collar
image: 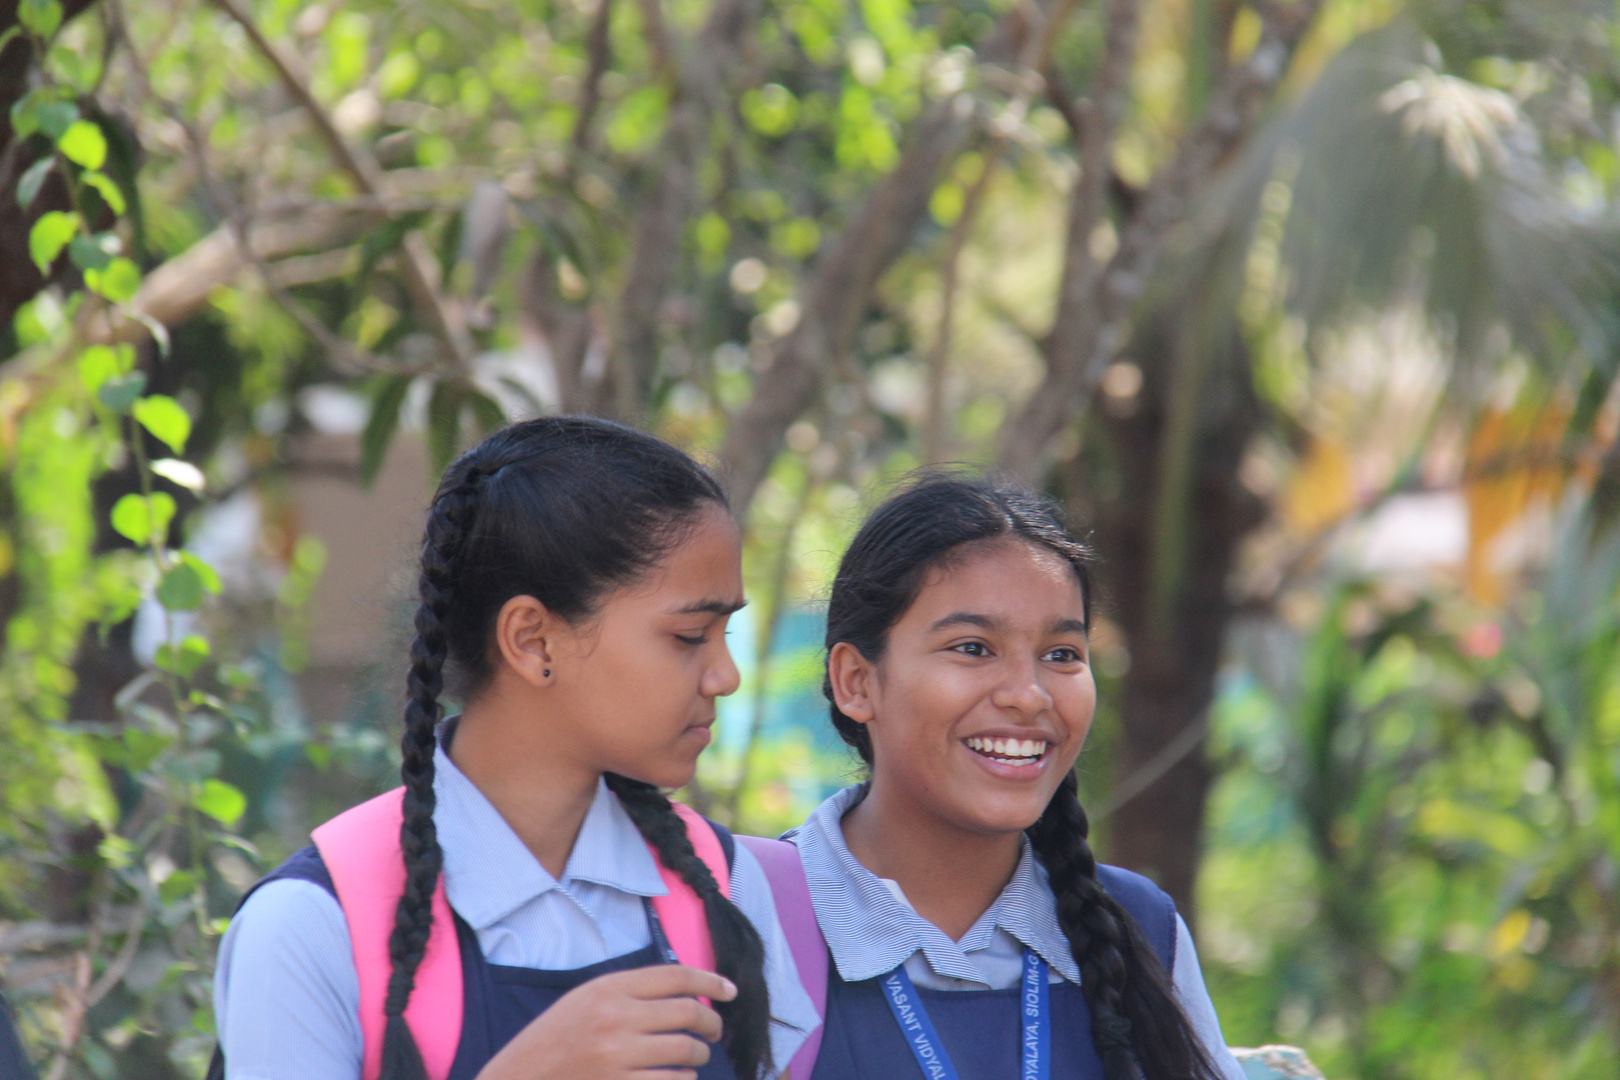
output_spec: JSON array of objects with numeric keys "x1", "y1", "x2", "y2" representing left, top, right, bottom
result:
[
  {"x1": 787, "y1": 783, "x2": 1081, "y2": 986},
  {"x1": 432, "y1": 742, "x2": 668, "y2": 931}
]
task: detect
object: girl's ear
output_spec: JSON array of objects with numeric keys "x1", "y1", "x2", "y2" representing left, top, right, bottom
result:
[
  {"x1": 827, "y1": 641, "x2": 878, "y2": 725},
  {"x1": 494, "y1": 595, "x2": 557, "y2": 688}
]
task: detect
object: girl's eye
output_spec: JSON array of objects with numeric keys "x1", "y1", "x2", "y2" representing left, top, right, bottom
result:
[
  {"x1": 1044, "y1": 646, "x2": 1085, "y2": 664},
  {"x1": 953, "y1": 641, "x2": 991, "y2": 657},
  {"x1": 676, "y1": 634, "x2": 708, "y2": 646}
]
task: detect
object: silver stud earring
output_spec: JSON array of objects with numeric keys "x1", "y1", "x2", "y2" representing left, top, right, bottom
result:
[{"x1": 543, "y1": 669, "x2": 550, "y2": 677}]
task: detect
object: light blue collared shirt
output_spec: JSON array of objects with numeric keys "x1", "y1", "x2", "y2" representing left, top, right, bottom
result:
[
  {"x1": 787, "y1": 784, "x2": 1246, "y2": 1080},
  {"x1": 214, "y1": 746, "x2": 818, "y2": 1079}
]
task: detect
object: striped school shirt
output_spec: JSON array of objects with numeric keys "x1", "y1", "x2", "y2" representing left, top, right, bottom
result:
[
  {"x1": 786, "y1": 784, "x2": 1246, "y2": 1080},
  {"x1": 213, "y1": 743, "x2": 818, "y2": 1080}
]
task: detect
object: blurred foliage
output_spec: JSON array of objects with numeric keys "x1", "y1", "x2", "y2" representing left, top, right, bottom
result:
[{"x1": 1, "y1": 0, "x2": 1620, "y2": 1076}]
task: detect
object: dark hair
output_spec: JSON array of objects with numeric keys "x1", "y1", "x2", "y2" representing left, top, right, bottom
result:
[
  {"x1": 823, "y1": 473, "x2": 1220, "y2": 1080},
  {"x1": 381, "y1": 416, "x2": 771, "y2": 1080}
]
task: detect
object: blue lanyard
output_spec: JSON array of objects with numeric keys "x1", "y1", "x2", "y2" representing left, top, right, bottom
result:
[{"x1": 879, "y1": 948, "x2": 1050, "y2": 1080}]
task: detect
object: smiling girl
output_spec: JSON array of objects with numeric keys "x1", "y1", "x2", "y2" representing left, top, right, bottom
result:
[
  {"x1": 212, "y1": 417, "x2": 815, "y2": 1080},
  {"x1": 784, "y1": 475, "x2": 1242, "y2": 1080}
]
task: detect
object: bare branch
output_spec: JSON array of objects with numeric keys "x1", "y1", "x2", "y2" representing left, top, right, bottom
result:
[
  {"x1": 612, "y1": 0, "x2": 760, "y2": 418},
  {"x1": 571, "y1": 0, "x2": 616, "y2": 152},
  {"x1": 82, "y1": 211, "x2": 368, "y2": 346},
  {"x1": 1000, "y1": 0, "x2": 1325, "y2": 481},
  {"x1": 718, "y1": 96, "x2": 977, "y2": 514},
  {"x1": 207, "y1": 0, "x2": 472, "y2": 366},
  {"x1": 717, "y1": 0, "x2": 1082, "y2": 514},
  {"x1": 923, "y1": 149, "x2": 999, "y2": 463}
]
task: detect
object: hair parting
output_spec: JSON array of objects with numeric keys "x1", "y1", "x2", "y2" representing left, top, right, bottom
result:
[
  {"x1": 823, "y1": 471, "x2": 1221, "y2": 1080},
  {"x1": 378, "y1": 416, "x2": 770, "y2": 1080}
]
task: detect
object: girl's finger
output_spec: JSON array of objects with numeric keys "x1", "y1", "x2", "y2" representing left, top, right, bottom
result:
[
  {"x1": 635, "y1": 996, "x2": 724, "y2": 1042},
  {"x1": 624, "y1": 1033, "x2": 713, "y2": 1070}
]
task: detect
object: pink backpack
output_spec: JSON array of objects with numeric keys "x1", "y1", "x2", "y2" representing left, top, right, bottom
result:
[{"x1": 311, "y1": 788, "x2": 733, "y2": 1080}]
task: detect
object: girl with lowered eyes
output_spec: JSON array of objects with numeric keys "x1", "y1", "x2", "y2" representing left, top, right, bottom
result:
[
  {"x1": 768, "y1": 475, "x2": 1244, "y2": 1080},
  {"x1": 211, "y1": 418, "x2": 817, "y2": 1080}
]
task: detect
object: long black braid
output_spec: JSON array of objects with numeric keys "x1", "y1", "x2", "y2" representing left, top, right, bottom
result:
[
  {"x1": 606, "y1": 774, "x2": 772, "y2": 1079},
  {"x1": 1028, "y1": 771, "x2": 1219, "y2": 1080},
  {"x1": 823, "y1": 472, "x2": 1221, "y2": 1080},
  {"x1": 379, "y1": 416, "x2": 771, "y2": 1080}
]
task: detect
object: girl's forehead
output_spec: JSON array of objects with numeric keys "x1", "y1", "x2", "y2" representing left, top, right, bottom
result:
[{"x1": 910, "y1": 540, "x2": 1084, "y2": 617}]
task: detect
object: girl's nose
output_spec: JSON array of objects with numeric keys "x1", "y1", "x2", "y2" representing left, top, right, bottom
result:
[
  {"x1": 703, "y1": 642, "x2": 742, "y2": 698},
  {"x1": 991, "y1": 658, "x2": 1054, "y2": 717}
]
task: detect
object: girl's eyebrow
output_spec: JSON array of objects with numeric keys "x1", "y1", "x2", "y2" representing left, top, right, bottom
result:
[
  {"x1": 670, "y1": 598, "x2": 748, "y2": 616},
  {"x1": 1051, "y1": 617, "x2": 1088, "y2": 635},
  {"x1": 930, "y1": 611, "x2": 998, "y2": 632}
]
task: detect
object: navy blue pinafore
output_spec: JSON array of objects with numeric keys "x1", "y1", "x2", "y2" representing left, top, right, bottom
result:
[
  {"x1": 807, "y1": 864, "x2": 1177, "y2": 1080},
  {"x1": 217, "y1": 830, "x2": 741, "y2": 1080}
]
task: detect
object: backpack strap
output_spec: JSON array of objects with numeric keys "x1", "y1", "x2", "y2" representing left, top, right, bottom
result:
[
  {"x1": 653, "y1": 802, "x2": 730, "y2": 978},
  {"x1": 309, "y1": 789, "x2": 726, "y2": 1080},
  {"x1": 312, "y1": 788, "x2": 463, "y2": 1080},
  {"x1": 736, "y1": 835, "x2": 826, "y2": 1080}
]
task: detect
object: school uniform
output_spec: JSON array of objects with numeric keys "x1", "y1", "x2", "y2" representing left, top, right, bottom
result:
[
  {"x1": 785, "y1": 784, "x2": 1246, "y2": 1080},
  {"x1": 213, "y1": 739, "x2": 819, "y2": 1080}
]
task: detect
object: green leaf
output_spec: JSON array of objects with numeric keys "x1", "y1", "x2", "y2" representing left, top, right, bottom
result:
[
  {"x1": 18, "y1": 0, "x2": 62, "y2": 39},
  {"x1": 426, "y1": 379, "x2": 466, "y2": 476},
  {"x1": 17, "y1": 157, "x2": 53, "y2": 209},
  {"x1": 156, "y1": 561, "x2": 205, "y2": 611},
  {"x1": 80, "y1": 171, "x2": 126, "y2": 216},
  {"x1": 84, "y1": 256, "x2": 140, "y2": 302},
  {"x1": 121, "y1": 729, "x2": 171, "y2": 772},
  {"x1": 69, "y1": 231, "x2": 116, "y2": 271},
  {"x1": 155, "y1": 633, "x2": 211, "y2": 678},
  {"x1": 10, "y1": 93, "x2": 76, "y2": 141},
  {"x1": 0, "y1": 26, "x2": 21, "y2": 55},
  {"x1": 158, "y1": 869, "x2": 198, "y2": 904},
  {"x1": 110, "y1": 491, "x2": 175, "y2": 545},
  {"x1": 359, "y1": 375, "x2": 412, "y2": 485},
  {"x1": 132, "y1": 394, "x2": 191, "y2": 453},
  {"x1": 77, "y1": 343, "x2": 133, "y2": 394},
  {"x1": 28, "y1": 210, "x2": 79, "y2": 273},
  {"x1": 97, "y1": 370, "x2": 146, "y2": 412},
  {"x1": 180, "y1": 551, "x2": 222, "y2": 594},
  {"x1": 35, "y1": 100, "x2": 77, "y2": 139},
  {"x1": 195, "y1": 779, "x2": 247, "y2": 828},
  {"x1": 57, "y1": 120, "x2": 106, "y2": 170}
]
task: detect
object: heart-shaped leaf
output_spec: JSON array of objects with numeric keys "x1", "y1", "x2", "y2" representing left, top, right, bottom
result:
[
  {"x1": 28, "y1": 210, "x2": 79, "y2": 273},
  {"x1": 97, "y1": 370, "x2": 147, "y2": 412},
  {"x1": 133, "y1": 394, "x2": 191, "y2": 454},
  {"x1": 57, "y1": 120, "x2": 107, "y2": 170}
]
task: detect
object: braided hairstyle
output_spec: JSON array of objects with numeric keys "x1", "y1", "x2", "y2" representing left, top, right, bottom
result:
[
  {"x1": 380, "y1": 416, "x2": 771, "y2": 1080},
  {"x1": 823, "y1": 472, "x2": 1221, "y2": 1080}
]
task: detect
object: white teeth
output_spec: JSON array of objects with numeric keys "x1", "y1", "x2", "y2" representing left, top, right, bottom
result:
[{"x1": 965, "y1": 736, "x2": 1048, "y2": 761}]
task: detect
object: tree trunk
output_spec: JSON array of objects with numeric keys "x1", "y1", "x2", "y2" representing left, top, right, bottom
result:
[{"x1": 1078, "y1": 321, "x2": 1264, "y2": 927}]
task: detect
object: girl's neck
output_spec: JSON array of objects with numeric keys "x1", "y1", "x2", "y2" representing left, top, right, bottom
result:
[
  {"x1": 841, "y1": 782, "x2": 1023, "y2": 941},
  {"x1": 449, "y1": 696, "x2": 603, "y2": 880}
]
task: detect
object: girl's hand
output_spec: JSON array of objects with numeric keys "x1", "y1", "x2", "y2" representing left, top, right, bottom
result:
[{"x1": 475, "y1": 964, "x2": 737, "y2": 1080}]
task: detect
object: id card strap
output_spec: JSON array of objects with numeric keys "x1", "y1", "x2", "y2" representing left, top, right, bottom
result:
[
  {"x1": 880, "y1": 965, "x2": 960, "y2": 1080},
  {"x1": 880, "y1": 950, "x2": 1050, "y2": 1080},
  {"x1": 1021, "y1": 949, "x2": 1049, "y2": 1080}
]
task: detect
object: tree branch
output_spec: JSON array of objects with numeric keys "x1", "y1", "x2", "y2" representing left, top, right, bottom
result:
[
  {"x1": 207, "y1": 0, "x2": 472, "y2": 367},
  {"x1": 999, "y1": 0, "x2": 1326, "y2": 481},
  {"x1": 718, "y1": 0, "x2": 1078, "y2": 515},
  {"x1": 612, "y1": 0, "x2": 760, "y2": 418},
  {"x1": 571, "y1": 0, "x2": 616, "y2": 152}
]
